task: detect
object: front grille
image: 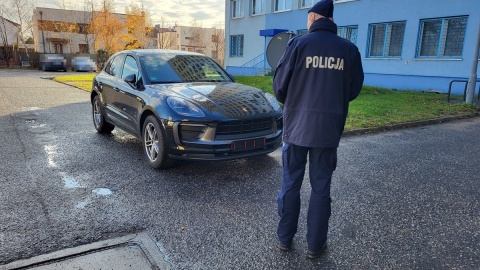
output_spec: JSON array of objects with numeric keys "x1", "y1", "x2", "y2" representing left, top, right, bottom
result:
[
  {"x1": 216, "y1": 118, "x2": 274, "y2": 136},
  {"x1": 179, "y1": 124, "x2": 206, "y2": 140}
]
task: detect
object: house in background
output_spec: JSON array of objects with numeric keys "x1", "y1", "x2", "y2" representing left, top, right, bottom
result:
[
  {"x1": 225, "y1": 0, "x2": 480, "y2": 94},
  {"x1": 0, "y1": 16, "x2": 21, "y2": 66},
  {"x1": 157, "y1": 25, "x2": 225, "y2": 66},
  {"x1": 31, "y1": 7, "x2": 157, "y2": 55},
  {"x1": 32, "y1": 7, "x2": 96, "y2": 54}
]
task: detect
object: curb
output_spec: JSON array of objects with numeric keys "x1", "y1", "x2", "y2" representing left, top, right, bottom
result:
[
  {"x1": 343, "y1": 112, "x2": 480, "y2": 136},
  {"x1": 2, "y1": 233, "x2": 173, "y2": 270}
]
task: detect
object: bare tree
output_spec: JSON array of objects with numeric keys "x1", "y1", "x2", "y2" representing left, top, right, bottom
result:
[
  {"x1": 211, "y1": 27, "x2": 225, "y2": 66},
  {"x1": 11, "y1": 0, "x2": 34, "y2": 57},
  {"x1": 188, "y1": 19, "x2": 206, "y2": 54},
  {"x1": 157, "y1": 15, "x2": 176, "y2": 49}
]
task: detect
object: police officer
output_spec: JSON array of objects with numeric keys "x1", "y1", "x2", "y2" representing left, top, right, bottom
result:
[{"x1": 273, "y1": 0, "x2": 364, "y2": 260}]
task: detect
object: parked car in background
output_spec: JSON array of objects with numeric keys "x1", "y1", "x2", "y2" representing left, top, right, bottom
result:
[
  {"x1": 91, "y1": 49, "x2": 283, "y2": 169},
  {"x1": 39, "y1": 54, "x2": 67, "y2": 71},
  {"x1": 72, "y1": 56, "x2": 97, "y2": 72}
]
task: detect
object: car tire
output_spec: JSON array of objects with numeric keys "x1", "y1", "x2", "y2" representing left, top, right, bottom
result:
[
  {"x1": 92, "y1": 95, "x2": 114, "y2": 133},
  {"x1": 142, "y1": 115, "x2": 174, "y2": 169}
]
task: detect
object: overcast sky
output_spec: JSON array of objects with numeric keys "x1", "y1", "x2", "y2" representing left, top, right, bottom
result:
[{"x1": 34, "y1": 0, "x2": 225, "y2": 28}]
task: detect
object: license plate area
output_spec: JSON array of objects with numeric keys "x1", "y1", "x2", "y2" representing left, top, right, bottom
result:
[{"x1": 231, "y1": 138, "x2": 266, "y2": 152}]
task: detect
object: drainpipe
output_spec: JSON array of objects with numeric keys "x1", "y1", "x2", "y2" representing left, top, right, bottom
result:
[
  {"x1": 465, "y1": 22, "x2": 480, "y2": 104},
  {"x1": 40, "y1": 11, "x2": 46, "y2": 53}
]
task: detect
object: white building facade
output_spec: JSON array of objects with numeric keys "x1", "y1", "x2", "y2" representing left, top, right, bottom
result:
[{"x1": 158, "y1": 25, "x2": 225, "y2": 65}]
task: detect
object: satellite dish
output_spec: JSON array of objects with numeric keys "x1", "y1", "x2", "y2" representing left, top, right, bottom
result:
[{"x1": 266, "y1": 32, "x2": 296, "y2": 70}]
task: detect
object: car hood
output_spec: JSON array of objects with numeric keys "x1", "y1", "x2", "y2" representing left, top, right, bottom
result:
[{"x1": 148, "y1": 82, "x2": 280, "y2": 119}]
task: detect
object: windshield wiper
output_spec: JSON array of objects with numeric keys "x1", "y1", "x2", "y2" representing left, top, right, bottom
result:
[
  {"x1": 195, "y1": 79, "x2": 226, "y2": 82},
  {"x1": 153, "y1": 81, "x2": 182, "y2": 84}
]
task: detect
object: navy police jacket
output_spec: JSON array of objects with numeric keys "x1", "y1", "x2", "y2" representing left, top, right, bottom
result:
[{"x1": 273, "y1": 18, "x2": 364, "y2": 148}]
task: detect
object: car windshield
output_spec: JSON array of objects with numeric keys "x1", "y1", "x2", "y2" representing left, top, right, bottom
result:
[{"x1": 140, "y1": 54, "x2": 231, "y2": 84}]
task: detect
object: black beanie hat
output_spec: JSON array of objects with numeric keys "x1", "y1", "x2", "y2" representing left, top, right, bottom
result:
[{"x1": 308, "y1": 0, "x2": 334, "y2": 17}]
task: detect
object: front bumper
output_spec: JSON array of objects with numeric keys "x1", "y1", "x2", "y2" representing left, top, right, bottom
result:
[{"x1": 163, "y1": 117, "x2": 283, "y2": 161}]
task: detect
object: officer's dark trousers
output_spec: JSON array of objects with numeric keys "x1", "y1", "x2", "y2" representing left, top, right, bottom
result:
[{"x1": 277, "y1": 143, "x2": 337, "y2": 252}]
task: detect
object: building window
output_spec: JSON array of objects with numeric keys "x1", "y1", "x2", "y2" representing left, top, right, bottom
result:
[
  {"x1": 338, "y1": 25, "x2": 358, "y2": 45},
  {"x1": 274, "y1": 0, "x2": 292, "y2": 12},
  {"x1": 54, "y1": 21, "x2": 63, "y2": 32},
  {"x1": 212, "y1": 50, "x2": 218, "y2": 59},
  {"x1": 230, "y1": 35, "x2": 244, "y2": 57},
  {"x1": 299, "y1": 0, "x2": 317, "y2": 8},
  {"x1": 251, "y1": 0, "x2": 266, "y2": 15},
  {"x1": 297, "y1": 29, "x2": 308, "y2": 35},
  {"x1": 54, "y1": 43, "x2": 63, "y2": 54},
  {"x1": 185, "y1": 37, "x2": 191, "y2": 40},
  {"x1": 232, "y1": 0, "x2": 242, "y2": 18},
  {"x1": 417, "y1": 16, "x2": 467, "y2": 58},
  {"x1": 77, "y1": 23, "x2": 88, "y2": 34},
  {"x1": 79, "y1": 44, "x2": 89, "y2": 53},
  {"x1": 367, "y1": 21, "x2": 405, "y2": 58}
]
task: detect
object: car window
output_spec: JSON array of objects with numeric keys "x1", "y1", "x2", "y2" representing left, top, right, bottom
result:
[
  {"x1": 140, "y1": 54, "x2": 231, "y2": 84},
  {"x1": 110, "y1": 54, "x2": 125, "y2": 78},
  {"x1": 104, "y1": 56, "x2": 115, "y2": 75},
  {"x1": 122, "y1": 55, "x2": 140, "y2": 82}
]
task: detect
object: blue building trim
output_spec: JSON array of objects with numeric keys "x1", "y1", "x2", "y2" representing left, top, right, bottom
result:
[
  {"x1": 225, "y1": 0, "x2": 480, "y2": 93},
  {"x1": 260, "y1": 29, "x2": 288, "y2": 36}
]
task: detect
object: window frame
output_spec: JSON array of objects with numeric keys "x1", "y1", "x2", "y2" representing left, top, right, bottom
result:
[
  {"x1": 231, "y1": 0, "x2": 242, "y2": 18},
  {"x1": 79, "y1": 44, "x2": 89, "y2": 54},
  {"x1": 77, "y1": 23, "x2": 89, "y2": 34},
  {"x1": 338, "y1": 25, "x2": 358, "y2": 45},
  {"x1": 121, "y1": 55, "x2": 140, "y2": 82},
  {"x1": 250, "y1": 0, "x2": 266, "y2": 15},
  {"x1": 230, "y1": 35, "x2": 244, "y2": 57},
  {"x1": 366, "y1": 21, "x2": 406, "y2": 59},
  {"x1": 108, "y1": 54, "x2": 126, "y2": 78},
  {"x1": 416, "y1": 16, "x2": 468, "y2": 59},
  {"x1": 299, "y1": 0, "x2": 314, "y2": 9},
  {"x1": 297, "y1": 29, "x2": 308, "y2": 35},
  {"x1": 274, "y1": 0, "x2": 292, "y2": 12}
]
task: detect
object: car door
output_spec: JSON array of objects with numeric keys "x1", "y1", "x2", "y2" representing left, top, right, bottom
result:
[
  {"x1": 110, "y1": 55, "x2": 146, "y2": 136},
  {"x1": 100, "y1": 54, "x2": 132, "y2": 131}
]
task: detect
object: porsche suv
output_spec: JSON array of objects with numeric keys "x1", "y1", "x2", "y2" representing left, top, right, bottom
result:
[{"x1": 91, "y1": 50, "x2": 283, "y2": 169}]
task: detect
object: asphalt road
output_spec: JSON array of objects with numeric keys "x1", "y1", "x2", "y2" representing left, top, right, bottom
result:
[{"x1": 0, "y1": 69, "x2": 479, "y2": 269}]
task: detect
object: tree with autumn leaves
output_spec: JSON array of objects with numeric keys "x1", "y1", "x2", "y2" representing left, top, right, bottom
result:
[
  {"x1": 88, "y1": 0, "x2": 154, "y2": 55},
  {"x1": 122, "y1": 2, "x2": 155, "y2": 50},
  {"x1": 91, "y1": 0, "x2": 124, "y2": 53}
]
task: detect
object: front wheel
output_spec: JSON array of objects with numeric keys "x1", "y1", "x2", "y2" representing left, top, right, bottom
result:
[
  {"x1": 92, "y1": 95, "x2": 114, "y2": 133},
  {"x1": 142, "y1": 115, "x2": 174, "y2": 169}
]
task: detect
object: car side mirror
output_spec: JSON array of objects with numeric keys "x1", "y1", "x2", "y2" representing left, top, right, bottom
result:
[{"x1": 124, "y1": 73, "x2": 136, "y2": 84}]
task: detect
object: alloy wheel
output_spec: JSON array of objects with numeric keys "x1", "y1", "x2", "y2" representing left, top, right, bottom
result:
[
  {"x1": 144, "y1": 123, "x2": 160, "y2": 162},
  {"x1": 93, "y1": 99, "x2": 102, "y2": 128}
]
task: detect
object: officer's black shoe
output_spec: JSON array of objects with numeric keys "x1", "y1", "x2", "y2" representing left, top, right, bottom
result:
[
  {"x1": 279, "y1": 241, "x2": 292, "y2": 252},
  {"x1": 306, "y1": 242, "x2": 327, "y2": 260}
]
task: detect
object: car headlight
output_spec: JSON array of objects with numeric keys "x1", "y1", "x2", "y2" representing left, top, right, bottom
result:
[
  {"x1": 264, "y1": 92, "x2": 282, "y2": 112},
  {"x1": 167, "y1": 97, "x2": 205, "y2": 117}
]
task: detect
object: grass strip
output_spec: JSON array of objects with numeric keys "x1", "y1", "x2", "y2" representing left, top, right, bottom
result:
[{"x1": 53, "y1": 74, "x2": 478, "y2": 130}]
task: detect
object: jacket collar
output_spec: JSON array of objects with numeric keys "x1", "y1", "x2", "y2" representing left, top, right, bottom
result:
[{"x1": 309, "y1": 17, "x2": 337, "y2": 34}]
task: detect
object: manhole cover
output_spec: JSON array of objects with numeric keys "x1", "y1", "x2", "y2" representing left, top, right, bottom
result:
[{"x1": 3, "y1": 233, "x2": 172, "y2": 270}]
